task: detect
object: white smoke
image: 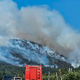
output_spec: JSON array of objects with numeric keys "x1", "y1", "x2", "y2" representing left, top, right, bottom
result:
[
  {"x1": 68, "y1": 47, "x2": 80, "y2": 68},
  {"x1": 0, "y1": 0, "x2": 18, "y2": 45},
  {"x1": 0, "y1": 0, "x2": 80, "y2": 67}
]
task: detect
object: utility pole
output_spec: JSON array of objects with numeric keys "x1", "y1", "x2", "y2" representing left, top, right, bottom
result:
[{"x1": 48, "y1": 71, "x2": 50, "y2": 80}]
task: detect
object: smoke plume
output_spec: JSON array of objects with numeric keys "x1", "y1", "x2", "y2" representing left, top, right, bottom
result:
[{"x1": 0, "y1": 0, "x2": 80, "y2": 67}]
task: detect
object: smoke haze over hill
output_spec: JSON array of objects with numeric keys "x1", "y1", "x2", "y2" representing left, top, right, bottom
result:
[{"x1": 0, "y1": 0, "x2": 80, "y2": 67}]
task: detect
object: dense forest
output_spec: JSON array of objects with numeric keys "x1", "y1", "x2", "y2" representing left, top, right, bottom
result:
[{"x1": 0, "y1": 63, "x2": 80, "y2": 80}]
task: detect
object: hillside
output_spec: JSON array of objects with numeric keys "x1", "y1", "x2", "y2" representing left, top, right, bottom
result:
[{"x1": 0, "y1": 39, "x2": 71, "y2": 68}]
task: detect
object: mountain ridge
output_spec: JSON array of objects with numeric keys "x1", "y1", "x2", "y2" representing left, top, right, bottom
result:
[{"x1": 0, "y1": 39, "x2": 71, "y2": 68}]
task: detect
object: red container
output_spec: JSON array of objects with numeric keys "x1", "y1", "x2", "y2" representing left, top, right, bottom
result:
[{"x1": 25, "y1": 65, "x2": 42, "y2": 80}]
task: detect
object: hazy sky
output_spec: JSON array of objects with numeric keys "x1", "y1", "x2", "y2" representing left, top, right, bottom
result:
[
  {"x1": 0, "y1": 0, "x2": 80, "y2": 67},
  {"x1": 13, "y1": 0, "x2": 80, "y2": 31}
]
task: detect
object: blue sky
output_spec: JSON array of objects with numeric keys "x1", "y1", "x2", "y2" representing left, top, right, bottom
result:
[{"x1": 13, "y1": 0, "x2": 80, "y2": 31}]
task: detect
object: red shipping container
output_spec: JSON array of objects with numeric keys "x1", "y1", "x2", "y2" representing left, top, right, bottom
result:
[{"x1": 25, "y1": 65, "x2": 42, "y2": 80}]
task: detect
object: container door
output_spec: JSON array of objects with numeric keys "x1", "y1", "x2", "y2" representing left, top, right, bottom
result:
[{"x1": 30, "y1": 68, "x2": 37, "y2": 80}]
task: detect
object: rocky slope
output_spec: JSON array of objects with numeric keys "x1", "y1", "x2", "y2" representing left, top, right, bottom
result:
[{"x1": 0, "y1": 39, "x2": 71, "y2": 68}]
